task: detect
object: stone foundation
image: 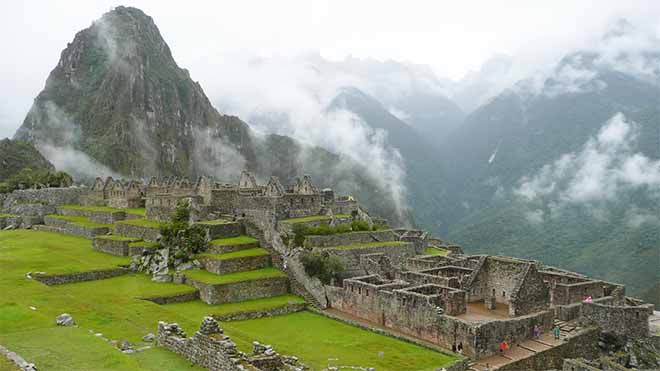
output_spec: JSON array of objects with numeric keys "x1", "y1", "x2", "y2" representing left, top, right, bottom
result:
[
  {"x1": 33, "y1": 268, "x2": 129, "y2": 285},
  {"x1": 190, "y1": 277, "x2": 290, "y2": 305}
]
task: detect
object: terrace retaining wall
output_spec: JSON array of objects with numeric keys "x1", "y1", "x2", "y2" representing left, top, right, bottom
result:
[
  {"x1": 115, "y1": 222, "x2": 160, "y2": 242},
  {"x1": 189, "y1": 276, "x2": 289, "y2": 305},
  {"x1": 198, "y1": 254, "x2": 271, "y2": 275},
  {"x1": 57, "y1": 207, "x2": 127, "y2": 224},
  {"x1": 325, "y1": 242, "x2": 416, "y2": 276},
  {"x1": 214, "y1": 302, "x2": 306, "y2": 321},
  {"x1": 197, "y1": 222, "x2": 242, "y2": 239},
  {"x1": 140, "y1": 291, "x2": 200, "y2": 305},
  {"x1": 303, "y1": 229, "x2": 398, "y2": 248},
  {"x1": 33, "y1": 268, "x2": 129, "y2": 285}
]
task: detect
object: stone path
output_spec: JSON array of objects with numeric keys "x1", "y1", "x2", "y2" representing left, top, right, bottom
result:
[{"x1": 468, "y1": 320, "x2": 577, "y2": 370}]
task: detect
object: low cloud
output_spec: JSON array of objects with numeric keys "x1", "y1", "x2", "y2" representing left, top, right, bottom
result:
[{"x1": 514, "y1": 113, "x2": 660, "y2": 225}]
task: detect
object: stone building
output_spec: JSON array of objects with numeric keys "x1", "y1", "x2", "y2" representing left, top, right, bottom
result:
[{"x1": 84, "y1": 177, "x2": 144, "y2": 208}]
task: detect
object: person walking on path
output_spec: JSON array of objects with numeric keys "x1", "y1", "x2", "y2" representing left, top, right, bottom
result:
[
  {"x1": 533, "y1": 324, "x2": 540, "y2": 339},
  {"x1": 499, "y1": 340, "x2": 509, "y2": 353},
  {"x1": 553, "y1": 325, "x2": 561, "y2": 340}
]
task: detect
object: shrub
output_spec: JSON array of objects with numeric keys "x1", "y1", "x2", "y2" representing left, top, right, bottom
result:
[
  {"x1": 350, "y1": 220, "x2": 370, "y2": 232},
  {"x1": 159, "y1": 200, "x2": 208, "y2": 262},
  {"x1": 300, "y1": 251, "x2": 345, "y2": 284}
]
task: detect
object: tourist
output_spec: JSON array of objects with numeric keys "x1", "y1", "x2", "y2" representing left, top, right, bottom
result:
[
  {"x1": 457, "y1": 342, "x2": 463, "y2": 355},
  {"x1": 451, "y1": 342, "x2": 457, "y2": 353},
  {"x1": 553, "y1": 325, "x2": 561, "y2": 340},
  {"x1": 533, "y1": 324, "x2": 540, "y2": 338},
  {"x1": 499, "y1": 340, "x2": 509, "y2": 353}
]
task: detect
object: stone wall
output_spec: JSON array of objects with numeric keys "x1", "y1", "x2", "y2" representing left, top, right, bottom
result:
[
  {"x1": 552, "y1": 281, "x2": 606, "y2": 306},
  {"x1": 213, "y1": 302, "x2": 306, "y2": 322},
  {"x1": 58, "y1": 207, "x2": 127, "y2": 224},
  {"x1": 325, "y1": 242, "x2": 416, "y2": 277},
  {"x1": 1, "y1": 187, "x2": 83, "y2": 211},
  {"x1": 198, "y1": 254, "x2": 271, "y2": 275},
  {"x1": 114, "y1": 222, "x2": 160, "y2": 242},
  {"x1": 65, "y1": 223, "x2": 111, "y2": 239},
  {"x1": 495, "y1": 328, "x2": 600, "y2": 371},
  {"x1": 140, "y1": 291, "x2": 200, "y2": 305},
  {"x1": 436, "y1": 310, "x2": 554, "y2": 359},
  {"x1": 563, "y1": 359, "x2": 608, "y2": 371},
  {"x1": 579, "y1": 297, "x2": 653, "y2": 338},
  {"x1": 303, "y1": 230, "x2": 398, "y2": 248},
  {"x1": 33, "y1": 268, "x2": 128, "y2": 285},
  {"x1": 93, "y1": 237, "x2": 134, "y2": 256},
  {"x1": 195, "y1": 221, "x2": 241, "y2": 239},
  {"x1": 0, "y1": 215, "x2": 22, "y2": 229},
  {"x1": 157, "y1": 320, "x2": 242, "y2": 371},
  {"x1": 189, "y1": 276, "x2": 289, "y2": 305}
]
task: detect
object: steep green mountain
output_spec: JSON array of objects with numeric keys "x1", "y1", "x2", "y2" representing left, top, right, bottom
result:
[
  {"x1": 14, "y1": 6, "x2": 256, "y2": 177},
  {"x1": 11, "y1": 6, "x2": 400, "y2": 221},
  {"x1": 442, "y1": 49, "x2": 660, "y2": 297},
  {"x1": 0, "y1": 139, "x2": 54, "y2": 181}
]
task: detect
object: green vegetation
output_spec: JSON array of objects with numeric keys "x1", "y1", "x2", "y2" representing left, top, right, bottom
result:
[
  {"x1": 162, "y1": 295, "x2": 305, "y2": 318},
  {"x1": 0, "y1": 168, "x2": 72, "y2": 194},
  {"x1": 0, "y1": 138, "x2": 54, "y2": 181},
  {"x1": 0, "y1": 356, "x2": 21, "y2": 371},
  {"x1": 0, "y1": 229, "x2": 456, "y2": 370},
  {"x1": 159, "y1": 201, "x2": 207, "y2": 261},
  {"x1": 0, "y1": 213, "x2": 19, "y2": 218},
  {"x1": 210, "y1": 235, "x2": 259, "y2": 246},
  {"x1": 220, "y1": 311, "x2": 458, "y2": 371},
  {"x1": 280, "y1": 214, "x2": 350, "y2": 224},
  {"x1": 123, "y1": 208, "x2": 146, "y2": 216},
  {"x1": 424, "y1": 247, "x2": 449, "y2": 256},
  {"x1": 293, "y1": 220, "x2": 378, "y2": 246},
  {"x1": 117, "y1": 218, "x2": 163, "y2": 229},
  {"x1": 184, "y1": 268, "x2": 286, "y2": 285},
  {"x1": 198, "y1": 248, "x2": 269, "y2": 261},
  {"x1": 300, "y1": 252, "x2": 345, "y2": 284},
  {"x1": 325, "y1": 241, "x2": 410, "y2": 251},
  {"x1": 46, "y1": 214, "x2": 113, "y2": 229},
  {"x1": 60, "y1": 205, "x2": 121, "y2": 213}
]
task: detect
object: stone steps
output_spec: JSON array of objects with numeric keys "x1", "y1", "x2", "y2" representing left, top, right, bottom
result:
[
  {"x1": 197, "y1": 248, "x2": 272, "y2": 275},
  {"x1": 207, "y1": 235, "x2": 260, "y2": 254}
]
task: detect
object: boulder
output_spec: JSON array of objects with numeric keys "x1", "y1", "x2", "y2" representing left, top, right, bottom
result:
[
  {"x1": 142, "y1": 333, "x2": 155, "y2": 342},
  {"x1": 55, "y1": 313, "x2": 74, "y2": 326}
]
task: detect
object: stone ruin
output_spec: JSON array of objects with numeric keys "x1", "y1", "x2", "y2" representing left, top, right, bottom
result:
[{"x1": 158, "y1": 316, "x2": 309, "y2": 371}]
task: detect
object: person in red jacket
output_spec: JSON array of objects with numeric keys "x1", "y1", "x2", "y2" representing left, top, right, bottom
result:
[{"x1": 499, "y1": 340, "x2": 509, "y2": 353}]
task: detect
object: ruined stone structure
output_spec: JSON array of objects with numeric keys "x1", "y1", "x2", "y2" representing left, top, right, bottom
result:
[
  {"x1": 327, "y1": 252, "x2": 655, "y2": 361},
  {"x1": 85, "y1": 176, "x2": 144, "y2": 208},
  {"x1": 158, "y1": 317, "x2": 309, "y2": 371},
  {"x1": 143, "y1": 170, "x2": 348, "y2": 221}
]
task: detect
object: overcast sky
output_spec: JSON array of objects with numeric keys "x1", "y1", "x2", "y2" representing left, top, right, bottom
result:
[{"x1": 1, "y1": 0, "x2": 659, "y2": 139}]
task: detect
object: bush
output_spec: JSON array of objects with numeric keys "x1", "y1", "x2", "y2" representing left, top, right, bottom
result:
[
  {"x1": 350, "y1": 220, "x2": 370, "y2": 232},
  {"x1": 159, "y1": 200, "x2": 208, "y2": 262},
  {"x1": 300, "y1": 251, "x2": 345, "y2": 284}
]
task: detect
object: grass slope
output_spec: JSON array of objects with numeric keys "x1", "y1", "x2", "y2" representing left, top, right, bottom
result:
[
  {"x1": 184, "y1": 268, "x2": 285, "y2": 285},
  {"x1": 162, "y1": 295, "x2": 305, "y2": 318},
  {"x1": 210, "y1": 236, "x2": 259, "y2": 246}
]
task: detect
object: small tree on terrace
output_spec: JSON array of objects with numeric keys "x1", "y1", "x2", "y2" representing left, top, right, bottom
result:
[{"x1": 160, "y1": 200, "x2": 208, "y2": 263}]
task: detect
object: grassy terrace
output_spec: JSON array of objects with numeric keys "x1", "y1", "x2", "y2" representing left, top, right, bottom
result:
[
  {"x1": 424, "y1": 247, "x2": 449, "y2": 256},
  {"x1": 60, "y1": 205, "x2": 147, "y2": 216},
  {"x1": 184, "y1": 267, "x2": 286, "y2": 285},
  {"x1": 195, "y1": 219, "x2": 232, "y2": 225},
  {"x1": 221, "y1": 311, "x2": 457, "y2": 371},
  {"x1": 210, "y1": 235, "x2": 259, "y2": 246},
  {"x1": 198, "y1": 248, "x2": 269, "y2": 261},
  {"x1": 324, "y1": 241, "x2": 410, "y2": 250},
  {"x1": 116, "y1": 218, "x2": 163, "y2": 229},
  {"x1": 162, "y1": 294, "x2": 305, "y2": 318},
  {"x1": 46, "y1": 214, "x2": 113, "y2": 229},
  {"x1": 0, "y1": 213, "x2": 19, "y2": 218},
  {"x1": 0, "y1": 229, "x2": 458, "y2": 371},
  {"x1": 280, "y1": 213, "x2": 350, "y2": 224}
]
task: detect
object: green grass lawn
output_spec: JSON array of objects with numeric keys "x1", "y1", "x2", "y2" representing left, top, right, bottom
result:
[
  {"x1": 209, "y1": 235, "x2": 259, "y2": 246},
  {"x1": 123, "y1": 208, "x2": 146, "y2": 216},
  {"x1": 162, "y1": 295, "x2": 305, "y2": 318},
  {"x1": 0, "y1": 355, "x2": 20, "y2": 371},
  {"x1": 424, "y1": 247, "x2": 449, "y2": 256},
  {"x1": 116, "y1": 218, "x2": 163, "y2": 229},
  {"x1": 221, "y1": 311, "x2": 457, "y2": 371},
  {"x1": 280, "y1": 214, "x2": 350, "y2": 224},
  {"x1": 184, "y1": 268, "x2": 285, "y2": 285},
  {"x1": 195, "y1": 219, "x2": 232, "y2": 225},
  {"x1": 325, "y1": 241, "x2": 410, "y2": 250},
  {"x1": 0, "y1": 230, "x2": 458, "y2": 371},
  {"x1": 60, "y1": 204, "x2": 122, "y2": 213},
  {"x1": 46, "y1": 214, "x2": 113, "y2": 229},
  {"x1": 198, "y1": 248, "x2": 269, "y2": 261}
]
